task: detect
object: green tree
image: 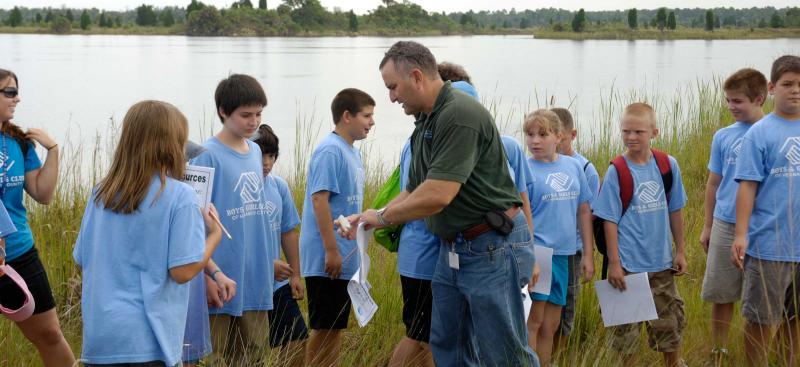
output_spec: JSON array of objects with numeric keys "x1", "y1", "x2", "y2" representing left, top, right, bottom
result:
[
  {"x1": 98, "y1": 11, "x2": 107, "y2": 27},
  {"x1": 186, "y1": 6, "x2": 222, "y2": 35},
  {"x1": 35, "y1": 13, "x2": 43, "y2": 24},
  {"x1": 714, "y1": 15, "x2": 721, "y2": 28},
  {"x1": 571, "y1": 8, "x2": 586, "y2": 32},
  {"x1": 80, "y1": 9, "x2": 91, "y2": 30},
  {"x1": 259, "y1": 0, "x2": 267, "y2": 9},
  {"x1": 348, "y1": 10, "x2": 358, "y2": 31},
  {"x1": 519, "y1": 17, "x2": 529, "y2": 29},
  {"x1": 66, "y1": 10, "x2": 74, "y2": 22},
  {"x1": 770, "y1": 12, "x2": 784, "y2": 28},
  {"x1": 45, "y1": 11, "x2": 54, "y2": 23},
  {"x1": 115, "y1": 16, "x2": 122, "y2": 27},
  {"x1": 656, "y1": 7, "x2": 667, "y2": 31},
  {"x1": 502, "y1": 20, "x2": 510, "y2": 28},
  {"x1": 667, "y1": 11, "x2": 676, "y2": 30},
  {"x1": 51, "y1": 15, "x2": 71, "y2": 33},
  {"x1": 705, "y1": 10, "x2": 714, "y2": 31},
  {"x1": 627, "y1": 8, "x2": 637, "y2": 29},
  {"x1": 758, "y1": 18, "x2": 768, "y2": 28},
  {"x1": 8, "y1": 7, "x2": 23, "y2": 27},
  {"x1": 136, "y1": 5, "x2": 158, "y2": 26},
  {"x1": 160, "y1": 9, "x2": 175, "y2": 26},
  {"x1": 786, "y1": 7, "x2": 800, "y2": 27},
  {"x1": 241, "y1": 0, "x2": 254, "y2": 8},
  {"x1": 187, "y1": 0, "x2": 206, "y2": 15}
]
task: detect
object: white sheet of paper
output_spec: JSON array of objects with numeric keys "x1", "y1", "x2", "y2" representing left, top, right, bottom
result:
[
  {"x1": 183, "y1": 165, "x2": 215, "y2": 208},
  {"x1": 532, "y1": 245, "x2": 554, "y2": 296},
  {"x1": 522, "y1": 287, "x2": 532, "y2": 323},
  {"x1": 595, "y1": 272, "x2": 659, "y2": 327},
  {"x1": 348, "y1": 223, "x2": 378, "y2": 327}
]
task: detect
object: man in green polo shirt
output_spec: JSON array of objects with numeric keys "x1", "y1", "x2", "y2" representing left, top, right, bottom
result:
[{"x1": 347, "y1": 41, "x2": 539, "y2": 366}]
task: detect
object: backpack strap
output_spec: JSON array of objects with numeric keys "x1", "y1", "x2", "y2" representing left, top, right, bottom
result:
[
  {"x1": 610, "y1": 155, "x2": 634, "y2": 216},
  {"x1": 583, "y1": 161, "x2": 590, "y2": 172},
  {"x1": 651, "y1": 148, "x2": 673, "y2": 204}
]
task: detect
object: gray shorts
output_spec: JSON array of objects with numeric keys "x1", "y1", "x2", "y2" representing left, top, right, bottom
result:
[
  {"x1": 557, "y1": 251, "x2": 581, "y2": 336},
  {"x1": 700, "y1": 219, "x2": 743, "y2": 304},
  {"x1": 742, "y1": 257, "x2": 800, "y2": 325}
]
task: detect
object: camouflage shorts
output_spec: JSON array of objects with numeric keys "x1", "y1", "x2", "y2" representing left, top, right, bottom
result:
[{"x1": 610, "y1": 269, "x2": 686, "y2": 354}]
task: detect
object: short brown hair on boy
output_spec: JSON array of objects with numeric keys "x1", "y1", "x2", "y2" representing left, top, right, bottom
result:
[
  {"x1": 770, "y1": 55, "x2": 800, "y2": 84},
  {"x1": 438, "y1": 62, "x2": 472, "y2": 84},
  {"x1": 723, "y1": 68, "x2": 767, "y2": 104},
  {"x1": 550, "y1": 107, "x2": 575, "y2": 132},
  {"x1": 622, "y1": 102, "x2": 657, "y2": 128},
  {"x1": 331, "y1": 88, "x2": 375, "y2": 124}
]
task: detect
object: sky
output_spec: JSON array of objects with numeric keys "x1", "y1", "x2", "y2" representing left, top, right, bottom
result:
[{"x1": 1, "y1": 0, "x2": 796, "y2": 14}]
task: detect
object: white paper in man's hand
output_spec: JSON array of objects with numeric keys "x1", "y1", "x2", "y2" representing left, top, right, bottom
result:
[
  {"x1": 348, "y1": 222, "x2": 377, "y2": 327},
  {"x1": 183, "y1": 165, "x2": 215, "y2": 208},
  {"x1": 522, "y1": 287, "x2": 532, "y2": 323},
  {"x1": 595, "y1": 272, "x2": 658, "y2": 327},
  {"x1": 531, "y1": 245, "x2": 554, "y2": 296}
]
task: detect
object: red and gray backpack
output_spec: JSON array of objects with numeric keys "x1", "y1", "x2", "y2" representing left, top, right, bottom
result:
[{"x1": 594, "y1": 148, "x2": 673, "y2": 278}]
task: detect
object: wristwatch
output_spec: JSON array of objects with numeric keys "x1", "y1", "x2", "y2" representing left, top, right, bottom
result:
[{"x1": 376, "y1": 207, "x2": 389, "y2": 226}]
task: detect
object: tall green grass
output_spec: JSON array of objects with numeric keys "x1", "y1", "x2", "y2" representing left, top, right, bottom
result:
[{"x1": 0, "y1": 79, "x2": 772, "y2": 366}]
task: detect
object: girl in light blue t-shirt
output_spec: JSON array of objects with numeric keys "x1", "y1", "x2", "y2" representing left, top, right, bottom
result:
[
  {"x1": 523, "y1": 109, "x2": 594, "y2": 367},
  {"x1": 74, "y1": 101, "x2": 222, "y2": 367}
]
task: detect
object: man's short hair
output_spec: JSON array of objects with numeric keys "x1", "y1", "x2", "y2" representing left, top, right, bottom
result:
[
  {"x1": 214, "y1": 74, "x2": 268, "y2": 123},
  {"x1": 622, "y1": 102, "x2": 657, "y2": 128},
  {"x1": 379, "y1": 41, "x2": 439, "y2": 79},
  {"x1": 771, "y1": 55, "x2": 800, "y2": 84},
  {"x1": 331, "y1": 88, "x2": 375, "y2": 124},
  {"x1": 723, "y1": 68, "x2": 767, "y2": 104},
  {"x1": 550, "y1": 107, "x2": 575, "y2": 132},
  {"x1": 438, "y1": 62, "x2": 472, "y2": 84}
]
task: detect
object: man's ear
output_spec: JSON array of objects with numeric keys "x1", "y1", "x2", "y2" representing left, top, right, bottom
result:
[{"x1": 218, "y1": 106, "x2": 228, "y2": 121}]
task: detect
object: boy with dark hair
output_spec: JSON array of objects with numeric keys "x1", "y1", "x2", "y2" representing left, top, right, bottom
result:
[
  {"x1": 699, "y1": 68, "x2": 766, "y2": 363},
  {"x1": 733, "y1": 55, "x2": 800, "y2": 367},
  {"x1": 191, "y1": 73, "x2": 275, "y2": 366},
  {"x1": 550, "y1": 107, "x2": 600, "y2": 356},
  {"x1": 593, "y1": 103, "x2": 688, "y2": 367},
  {"x1": 300, "y1": 88, "x2": 375, "y2": 367}
]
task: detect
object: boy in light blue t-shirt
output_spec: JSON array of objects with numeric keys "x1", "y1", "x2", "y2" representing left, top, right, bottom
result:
[
  {"x1": 593, "y1": 103, "x2": 688, "y2": 366},
  {"x1": 733, "y1": 55, "x2": 800, "y2": 367},
  {"x1": 698, "y1": 68, "x2": 766, "y2": 361},
  {"x1": 300, "y1": 88, "x2": 375, "y2": 367},
  {"x1": 190, "y1": 74, "x2": 275, "y2": 366}
]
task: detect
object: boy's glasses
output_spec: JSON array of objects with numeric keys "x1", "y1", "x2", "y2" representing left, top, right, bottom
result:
[{"x1": 1, "y1": 88, "x2": 18, "y2": 98}]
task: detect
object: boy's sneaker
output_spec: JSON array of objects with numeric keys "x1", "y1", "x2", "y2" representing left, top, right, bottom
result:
[{"x1": 710, "y1": 348, "x2": 729, "y2": 366}]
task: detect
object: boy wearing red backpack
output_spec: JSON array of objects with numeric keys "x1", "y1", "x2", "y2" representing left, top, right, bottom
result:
[{"x1": 592, "y1": 103, "x2": 688, "y2": 367}]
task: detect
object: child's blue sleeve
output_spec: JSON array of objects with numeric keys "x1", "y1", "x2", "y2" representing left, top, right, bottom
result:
[
  {"x1": 24, "y1": 142, "x2": 42, "y2": 172},
  {"x1": 586, "y1": 163, "x2": 601, "y2": 200},
  {"x1": 735, "y1": 131, "x2": 767, "y2": 182},
  {"x1": 307, "y1": 151, "x2": 341, "y2": 196},
  {"x1": 277, "y1": 177, "x2": 301, "y2": 233},
  {"x1": 0, "y1": 201, "x2": 16, "y2": 237},
  {"x1": 708, "y1": 131, "x2": 723, "y2": 175},
  {"x1": 167, "y1": 196, "x2": 205, "y2": 269},
  {"x1": 592, "y1": 165, "x2": 623, "y2": 223},
  {"x1": 577, "y1": 163, "x2": 591, "y2": 204},
  {"x1": 668, "y1": 157, "x2": 688, "y2": 212}
]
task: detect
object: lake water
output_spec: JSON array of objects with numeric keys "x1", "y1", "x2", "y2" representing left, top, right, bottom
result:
[{"x1": 2, "y1": 34, "x2": 798, "y2": 175}]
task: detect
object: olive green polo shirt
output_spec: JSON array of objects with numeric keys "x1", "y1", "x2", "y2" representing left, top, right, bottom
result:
[{"x1": 407, "y1": 82, "x2": 521, "y2": 239}]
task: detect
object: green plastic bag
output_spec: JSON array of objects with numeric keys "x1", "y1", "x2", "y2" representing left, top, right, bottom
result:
[{"x1": 371, "y1": 165, "x2": 403, "y2": 252}]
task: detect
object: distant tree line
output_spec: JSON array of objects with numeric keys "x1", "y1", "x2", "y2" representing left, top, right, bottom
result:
[{"x1": 1, "y1": 2, "x2": 798, "y2": 35}]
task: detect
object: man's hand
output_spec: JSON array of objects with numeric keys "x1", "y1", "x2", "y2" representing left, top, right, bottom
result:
[
  {"x1": 290, "y1": 275, "x2": 305, "y2": 300},
  {"x1": 607, "y1": 261, "x2": 626, "y2": 291},
  {"x1": 325, "y1": 249, "x2": 343, "y2": 279},
  {"x1": 527, "y1": 263, "x2": 541, "y2": 292},
  {"x1": 205, "y1": 275, "x2": 223, "y2": 308},
  {"x1": 580, "y1": 254, "x2": 595, "y2": 283},
  {"x1": 335, "y1": 214, "x2": 361, "y2": 240},
  {"x1": 214, "y1": 272, "x2": 237, "y2": 302},
  {"x1": 274, "y1": 259, "x2": 293, "y2": 282},
  {"x1": 672, "y1": 252, "x2": 688, "y2": 276},
  {"x1": 732, "y1": 235, "x2": 748, "y2": 271},
  {"x1": 699, "y1": 226, "x2": 711, "y2": 254}
]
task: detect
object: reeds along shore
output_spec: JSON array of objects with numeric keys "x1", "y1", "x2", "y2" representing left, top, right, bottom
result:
[{"x1": 0, "y1": 79, "x2": 776, "y2": 366}]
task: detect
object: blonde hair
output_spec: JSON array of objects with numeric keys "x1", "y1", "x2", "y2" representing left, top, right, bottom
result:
[
  {"x1": 523, "y1": 109, "x2": 562, "y2": 136},
  {"x1": 95, "y1": 100, "x2": 189, "y2": 214},
  {"x1": 622, "y1": 102, "x2": 657, "y2": 128}
]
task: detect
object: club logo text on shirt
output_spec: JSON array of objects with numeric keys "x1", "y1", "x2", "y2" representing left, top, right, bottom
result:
[
  {"x1": 631, "y1": 180, "x2": 667, "y2": 214},
  {"x1": 0, "y1": 153, "x2": 22, "y2": 188},
  {"x1": 727, "y1": 138, "x2": 744, "y2": 165},
  {"x1": 546, "y1": 172, "x2": 572, "y2": 192},
  {"x1": 235, "y1": 172, "x2": 263, "y2": 204}
]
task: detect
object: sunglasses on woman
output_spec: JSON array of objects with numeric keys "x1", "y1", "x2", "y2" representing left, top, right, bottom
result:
[{"x1": 1, "y1": 88, "x2": 18, "y2": 98}]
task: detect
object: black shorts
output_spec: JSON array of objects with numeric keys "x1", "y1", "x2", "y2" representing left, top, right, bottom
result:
[
  {"x1": 305, "y1": 276, "x2": 351, "y2": 330},
  {"x1": 268, "y1": 283, "x2": 309, "y2": 347},
  {"x1": 0, "y1": 247, "x2": 56, "y2": 315},
  {"x1": 400, "y1": 276, "x2": 432, "y2": 343}
]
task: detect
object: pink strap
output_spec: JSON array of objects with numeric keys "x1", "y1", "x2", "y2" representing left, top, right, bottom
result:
[{"x1": 0, "y1": 264, "x2": 35, "y2": 322}]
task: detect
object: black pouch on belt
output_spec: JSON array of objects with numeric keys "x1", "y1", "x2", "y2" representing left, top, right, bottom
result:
[{"x1": 485, "y1": 210, "x2": 513, "y2": 236}]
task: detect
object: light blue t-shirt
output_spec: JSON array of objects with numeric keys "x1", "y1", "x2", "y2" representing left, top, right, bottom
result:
[
  {"x1": 397, "y1": 139, "x2": 440, "y2": 280},
  {"x1": 264, "y1": 174, "x2": 301, "y2": 291},
  {"x1": 571, "y1": 151, "x2": 600, "y2": 252},
  {"x1": 74, "y1": 176, "x2": 205, "y2": 366},
  {"x1": 502, "y1": 136, "x2": 535, "y2": 194},
  {"x1": 191, "y1": 137, "x2": 274, "y2": 315},
  {"x1": 735, "y1": 113, "x2": 800, "y2": 261},
  {"x1": 593, "y1": 154, "x2": 688, "y2": 273},
  {"x1": 527, "y1": 155, "x2": 591, "y2": 255},
  {"x1": 183, "y1": 274, "x2": 211, "y2": 362},
  {"x1": 0, "y1": 200, "x2": 16, "y2": 239},
  {"x1": 709, "y1": 121, "x2": 754, "y2": 223},
  {"x1": 300, "y1": 132, "x2": 365, "y2": 280},
  {"x1": 0, "y1": 135, "x2": 41, "y2": 261}
]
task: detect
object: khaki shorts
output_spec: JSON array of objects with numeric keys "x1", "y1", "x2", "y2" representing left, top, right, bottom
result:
[
  {"x1": 742, "y1": 257, "x2": 800, "y2": 325},
  {"x1": 209, "y1": 311, "x2": 270, "y2": 366},
  {"x1": 610, "y1": 270, "x2": 686, "y2": 354},
  {"x1": 701, "y1": 219, "x2": 743, "y2": 304}
]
